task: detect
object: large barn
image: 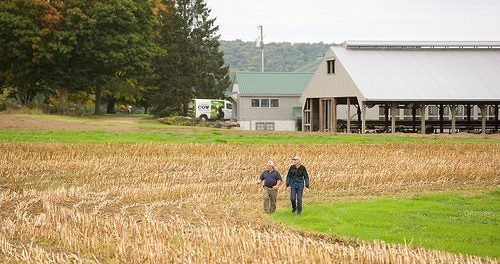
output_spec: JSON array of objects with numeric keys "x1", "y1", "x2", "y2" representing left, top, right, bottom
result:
[{"x1": 300, "y1": 41, "x2": 500, "y2": 134}]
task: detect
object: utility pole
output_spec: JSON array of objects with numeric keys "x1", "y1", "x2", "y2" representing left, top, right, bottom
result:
[{"x1": 257, "y1": 25, "x2": 264, "y2": 72}]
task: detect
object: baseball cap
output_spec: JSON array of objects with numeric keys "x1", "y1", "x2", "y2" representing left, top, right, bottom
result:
[{"x1": 292, "y1": 156, "x2": 300, "y2": 160}]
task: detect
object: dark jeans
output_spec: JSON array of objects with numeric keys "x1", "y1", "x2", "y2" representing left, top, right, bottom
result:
[{"x1": 290, "y1": 185, "x2": 304, "y2": 213}]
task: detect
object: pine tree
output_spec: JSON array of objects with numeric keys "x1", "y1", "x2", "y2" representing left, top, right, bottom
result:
[
  {"x1": 150, "y1": 0, "x2": 229, "y2": 116},
  {"x1": 149, "y1": 0, "x2": 193, "y2": 116},
  {"x1": 189, "y1": 0, "x2": 229, "y2": 100}
]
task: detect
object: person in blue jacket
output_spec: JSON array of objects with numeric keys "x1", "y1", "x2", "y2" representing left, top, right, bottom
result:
[
  {"x1": 285, "y1": 156, "x2": 310, "y2": 214},
  {"x1": 259, "y1": 160, "x2": 282, "y2": 214}
]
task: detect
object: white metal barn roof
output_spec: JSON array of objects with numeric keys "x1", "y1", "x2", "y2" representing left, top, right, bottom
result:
[
  {"x1": 331, "y1": 41, "x2": 500, "y2": 102},
  {"x1": 344, "y1": 40, "x2": 500, "y2": 49}
]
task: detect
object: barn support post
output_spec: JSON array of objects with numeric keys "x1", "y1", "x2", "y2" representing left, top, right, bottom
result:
[
  {"x1": 310, "y1": 99, "x2": 314, "y2": 132},
  {"x1": 302, "y1": 100, "x2": 306, "y2": 132},
  {"x1": 303, "y1": 99, "x2": 309, "y2": 132},
  {"x1": 361, "y1": 101, "x2": 366, "y2": 134},
  {"x1": 356, "y1": 104, "x2": 362, "y2": 132},
  {"x1": 346, "y1": 97, "x2": 351, "y2": 133},
  {"x1": 439, "y1": 105, "x2": 444, "y2": 133},
  {"x1": 420, "y1": 105, "x2": 427, "y2": 134},
  {"x1": 391, "y1": 104, "x2": 396, "y2": 133},
  {"x1": 319, "y1": 99, "x2": 324, "y2": 132},
  {"x1": 327, "y1": 99, "x2": 331, "y2": 132},
  {"x1": 332, "y1": 98, "x2": 337, "y2": 134},
  {"x1": 450, "y1": 105, "x2": 457, "y2": 134},
  {"x1": 480, "y1": 105, "x2": 487, "y2": 135},
  {"x1": 384, "y1": 105, "x2": 389, "y2": 132},
  {"x1": 412, "y1": 107, "x2": 417, "y2": 132},
  {"x1": 466, "y1": 104, "x2": 472, "y2": 128},
  {"x1": 495, "y1": 104, "x2": 499, "y2": 132}
]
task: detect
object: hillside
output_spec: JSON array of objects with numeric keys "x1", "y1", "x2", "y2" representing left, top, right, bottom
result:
[{"x1": 220, "y1": 40, "x2": 331, "y2": 74}]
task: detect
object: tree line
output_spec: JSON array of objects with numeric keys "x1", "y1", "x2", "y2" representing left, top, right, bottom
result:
[
  {"x1": 0, "y1": 0, "x2": 228, "y2": 116},
  {"x1": 220, "y1": 40, "x2": 331, "y2": 75}
]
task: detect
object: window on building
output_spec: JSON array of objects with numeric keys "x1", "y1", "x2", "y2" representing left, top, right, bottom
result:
[
  {"x1": 327, "y1": 59, "x2": 335, "y2": 74},
  {"x1": 252, "y1": 98, "x2": 279, "y2": 108},
  {"x1": 256, "y1": 122, "x2": 275, "y2": 131}
]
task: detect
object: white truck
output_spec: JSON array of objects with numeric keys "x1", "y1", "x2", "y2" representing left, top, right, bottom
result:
[{"x1": 189, "y1": 99, "x2": 232, "y2": 121}]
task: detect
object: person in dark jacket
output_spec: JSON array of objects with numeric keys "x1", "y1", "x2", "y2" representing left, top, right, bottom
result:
[
  {"x1": 259, "y1": 160, "x2": 282, "y2": 214},
  {"x1": 285, "y1": 156, "x2": 309, "y2": 214}
]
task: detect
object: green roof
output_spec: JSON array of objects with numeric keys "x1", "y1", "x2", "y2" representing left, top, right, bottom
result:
[{"x1": 235, "y1": 72, "x2": 313, "y2": 95}]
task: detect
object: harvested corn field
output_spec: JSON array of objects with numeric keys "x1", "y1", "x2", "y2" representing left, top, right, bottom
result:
[{"x1": 1, "y1": 142, "x2": 499, "y2": 263}]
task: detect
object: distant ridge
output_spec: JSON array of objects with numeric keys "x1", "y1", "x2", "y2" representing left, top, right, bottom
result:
[{"x1": 220, "y1": 40, "x2": 331, "y2": 74}]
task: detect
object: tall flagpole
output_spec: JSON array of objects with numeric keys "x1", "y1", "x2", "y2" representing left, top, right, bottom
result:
[{"x1": 258, "y1": 25, "x2": 264, "y2": 72}]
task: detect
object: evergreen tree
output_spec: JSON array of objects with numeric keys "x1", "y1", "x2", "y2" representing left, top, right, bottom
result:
[
  {"x1": 149, "y1": 0, "x2": 193, "y2": 116},
  {"x1": 150, "y1": 0, "x2": 228, "y2": 116},
  {"x1": 189, "y1": 0, "x2": 229, "y2": 100}
]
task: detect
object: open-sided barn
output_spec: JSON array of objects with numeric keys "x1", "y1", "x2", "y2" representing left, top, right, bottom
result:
[{"x1": 301, "y1": 41, "x2": 500, "y2": 134}]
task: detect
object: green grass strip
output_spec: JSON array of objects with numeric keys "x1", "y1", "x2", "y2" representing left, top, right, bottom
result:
[
  {"x1": 1, "y1": 129, "x2": 499, "y2": 144},
  {"x1": 272, "y1": 189, "x2": 500, "y2": 258}
]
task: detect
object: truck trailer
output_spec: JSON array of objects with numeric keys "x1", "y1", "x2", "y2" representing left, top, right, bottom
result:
[{"x1": 189, "y1": 99, "x2": 232, "y2": 121}]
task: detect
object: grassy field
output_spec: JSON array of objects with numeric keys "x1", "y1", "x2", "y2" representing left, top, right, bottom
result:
[
  {"x1": 272, "y1": 189, "x2": 500, "y2": 258},
  {"x1": 2, "y1": 129, "x2": 500, "y2": 144},
  {"x1": 2, "y1": 113, "x2": 500, "y2": 144},
  {"x1": 0, "y1": 113, "x2": 499, "y2": 263}
]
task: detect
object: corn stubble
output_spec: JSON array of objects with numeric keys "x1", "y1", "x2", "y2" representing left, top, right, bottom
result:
[{"x1": 0, "y1": 142, "x2": 498, "y2": 263}]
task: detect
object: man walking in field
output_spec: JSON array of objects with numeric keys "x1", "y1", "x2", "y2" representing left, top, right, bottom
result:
[
  {"x1": 286, "y1": 156, "x2": 309, "y2": 215},
  {"x1": 259, "y1": 161, "x2": 282, "y2": 214}
]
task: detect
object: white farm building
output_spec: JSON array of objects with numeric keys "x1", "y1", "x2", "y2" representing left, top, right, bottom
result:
[{"x1": 301, "y1": 41, "x2": 500, "y2": 134}]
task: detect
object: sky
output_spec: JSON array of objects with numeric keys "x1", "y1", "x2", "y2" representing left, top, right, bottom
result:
[{"x1": 205, "y1": 0, "x2": 500, "y2": 44}]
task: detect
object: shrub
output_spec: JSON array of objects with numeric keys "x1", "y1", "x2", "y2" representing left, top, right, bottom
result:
[
  {"x1": 158, "y1": 116, "x2": 196, "y2": 126},
  {"x1": 0, "y1": 88, "x2": 20, "y2": 111}
]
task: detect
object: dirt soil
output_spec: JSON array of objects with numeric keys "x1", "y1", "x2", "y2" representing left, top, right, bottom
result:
[{"x1": 0, "y1": 114, "x2": 144, "y2": 132}]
